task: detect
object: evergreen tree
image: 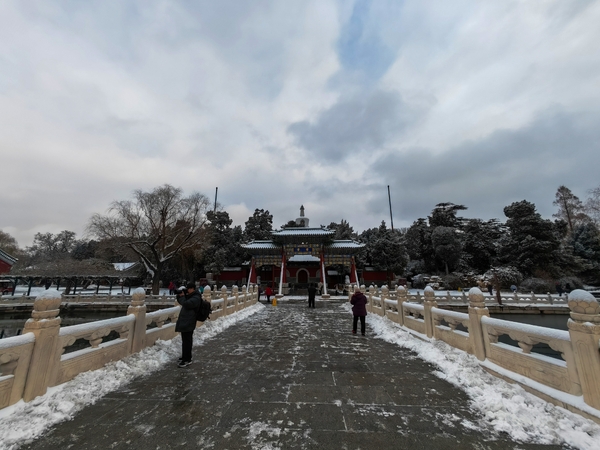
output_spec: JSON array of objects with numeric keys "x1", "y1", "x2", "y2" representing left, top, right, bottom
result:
[
  {"x1": 243, "y1": 209, "x2": 273, "y2": 241},
  {"x1": 368, "y1": 221, "x2": 408, "y2": 282},
  {"x1": 431, "y1": 226, "x2": 461, "y2": 275},
  {"x1": 327, "y1": 220, "x2": 355, "y2": 240},
  {"x1": 553, "y1": 186, "x2": 588, "y2": 233},
  {"x1": 498, "y1": 200, "x2": 561, "y2": 277},
  {"x1": 202, "y1": 210, "x2": 243, "y2": 276},
  {"x1": 404, "y1": 218, "x2": 435, "y2": 272},
  {"x1": 428, "y1": 203, "x2": 467, "y2": 228},
  {"x1": 461, "y1": 219, "x2": 504, "y2": 273}
]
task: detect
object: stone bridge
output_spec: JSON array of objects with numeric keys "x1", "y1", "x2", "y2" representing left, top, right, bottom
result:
[{"x1": 1, "y1": 287, "x2": 600, "y2": 449}]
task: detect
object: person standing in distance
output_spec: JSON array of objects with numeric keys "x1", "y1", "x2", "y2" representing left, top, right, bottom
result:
[
  {"x1": 351, "y1": 286, "x2": 368, "y2": 336},
  {"x1": 175, "y1": 282, "x2": 202, "y2": 368},
  {"x1": 307, "y1": 283, "x2": 317, "y2": 308}
]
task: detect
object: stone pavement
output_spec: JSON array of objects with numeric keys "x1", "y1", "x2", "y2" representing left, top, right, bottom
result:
[{"x1": 22, "y1": 299, "x2": 567, "y2": 449}]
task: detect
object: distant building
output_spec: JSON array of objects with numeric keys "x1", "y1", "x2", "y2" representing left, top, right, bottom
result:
[
  {"x1": 0, "y1": 249, "x2": 17, "y2": 275},
  {"x1": 242, "y1": 206, "x2": 365, "y2": 294}
]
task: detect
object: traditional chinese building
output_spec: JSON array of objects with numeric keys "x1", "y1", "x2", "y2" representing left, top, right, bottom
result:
[
  {"x1": 0, "y1": 248, "x2": 17, "y2": 275},
  {"x1": 242, "y1": 206, "x2": 364, "y2": 296}
]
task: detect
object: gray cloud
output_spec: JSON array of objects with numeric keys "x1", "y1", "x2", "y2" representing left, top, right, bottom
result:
[
  {"x1": 368, "y1": 108, "x2": 600, "y2": 225},
  {"x1": 288, "y1": 89, "x2": 416, "y2": 161}
]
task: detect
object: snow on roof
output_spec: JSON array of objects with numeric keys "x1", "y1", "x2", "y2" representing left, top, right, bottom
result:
[
  {"x1": 113, "y1": 262, "x2": 138, "y2": 271},
  {"x1": 0, "y1": 248, "x2": 17, "y2": 265},
  {"x1": 327, "y1": 240, "x2": 365, "y2": 249},
  {"x1": 241, "y1": 241, "x2": 279, "y2": 250},
  {"x1": 273, "y1": 228, "x2": 335, "y2": 237}
]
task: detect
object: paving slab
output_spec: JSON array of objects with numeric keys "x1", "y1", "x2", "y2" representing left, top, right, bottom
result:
[{"x1": 20, "y1": 299, "x2": 568, "y2": 449}]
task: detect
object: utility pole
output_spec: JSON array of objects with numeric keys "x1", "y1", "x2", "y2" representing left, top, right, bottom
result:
[
  {"x1": 214, "y1": 187, "x2": 218, "y2": 213},
  {"x1": 387, "y1": 185, "x2": 394, "y2": 231}
]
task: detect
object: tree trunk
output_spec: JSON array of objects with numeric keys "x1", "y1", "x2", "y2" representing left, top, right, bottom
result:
[
  {"x1": 152, "y1": 262, "x2": 162, "y2": 295},
  {"x1": 444, "y1": 262, "x2": 449, "y2": 276}
]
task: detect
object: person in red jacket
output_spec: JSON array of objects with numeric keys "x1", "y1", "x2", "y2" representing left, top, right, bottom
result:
[
  {"x1": 350, "y1": 285, "x2": 368, "y2": 336},
  {"x1": 264, "y1": 285, "x2": 273, "y2": 303}
]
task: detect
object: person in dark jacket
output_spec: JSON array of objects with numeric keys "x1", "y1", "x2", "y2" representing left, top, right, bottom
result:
[
  {"x1": 175, "y1": 282, "x2": 202, "y2": 368},
  {"x1": 307, "y1": 283, "x2": 317, "y2": 308},
  {"x1": 350, "y1": 286, "x2": 368, "y2": 336}
]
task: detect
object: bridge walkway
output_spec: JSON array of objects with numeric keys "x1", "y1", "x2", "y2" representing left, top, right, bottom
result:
[{"x1": 22, "y1": 300, "x2": 564, "y2": 449}]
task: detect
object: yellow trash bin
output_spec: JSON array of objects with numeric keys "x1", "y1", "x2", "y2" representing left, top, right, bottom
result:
[{"x1": 272, "y1": 297, "x2": 277, "y2": 306}]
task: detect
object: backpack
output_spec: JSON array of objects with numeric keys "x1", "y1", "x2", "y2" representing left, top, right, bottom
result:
[{"x1": 196, "y1": 299, "x2": 212, "y2": 322}]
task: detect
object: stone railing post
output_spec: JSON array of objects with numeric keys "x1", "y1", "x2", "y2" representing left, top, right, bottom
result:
[
  {"x1": 368, "y1": 285, "x2": 376, "y2": 314},
  {"x1": 468, "y1": 287, "x2": 489, "y2": 360},
  {"x1": 396, "y1": 285, "x2": 407, "y2": 326},
  {"x1": 547, "y1": 292, "x2": 553, "y2": 305},
  {"x1": 127, "y1": 287, "x2": 147, "y2": 354},
  {"x1": 22, "y1": 289, "x2": 63, "y2": 402},
  {"x1": 221, "y1": 285, "x2": 228, "y2": 315},
  {"x1": 381, "y1": 285, "x2": 389, "y2": 317},
  {"x1": 423, "y1": 286, "x2": 437, "y2": 338},
  {"x1": 567, "y1": 289, "x2": 600, "y2": 409},
  {"x1": 241, "y1": 285, "x2": 247, "y2": 305},
  {"x1": 415, "y1": 291, "x2": 422, "y2": 304},
  {"x1": 233, "y1": 285, "x2": 239, "y2": 311},
  {"x1": 203, "y1": 285, "x2": 212, "y2": 305}
]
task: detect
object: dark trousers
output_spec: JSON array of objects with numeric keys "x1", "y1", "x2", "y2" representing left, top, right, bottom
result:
[
  {"x1": 353, "y1": 315, "x2": 366, "y2": 335},
  {"x1": 181, "y1": 331, "x2": 193, "y2": 362},
  {"x1": 308, "y1": 296, "x2": 315, "y2": 308}
]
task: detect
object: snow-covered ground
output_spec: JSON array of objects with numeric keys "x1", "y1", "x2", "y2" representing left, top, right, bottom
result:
[
  {"x1": 0, "y1": 303, "x2": 264, "y2": 450},
  {"x1": 2, "y1": 298, "x2": 599, "y2": 449},
  {"x1": 358, "y1": 304, "x2": 600, "y2": 450}
]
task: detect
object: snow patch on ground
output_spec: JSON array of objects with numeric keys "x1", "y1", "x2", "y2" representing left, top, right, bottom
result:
[
  {"x1": 349, "y1": 304, "x2": 600, "y2": 450},
  {"x1": 0, "y1": 303, "x2": 264, "y2": 450}
]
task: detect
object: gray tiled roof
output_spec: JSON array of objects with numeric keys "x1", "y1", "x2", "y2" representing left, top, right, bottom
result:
[
  {"x1": 273, "y1": 228, "x2": 335, "y2": 237},
  {"x1": 327, "y1": 240, "x2": 365, "y2": 249}
]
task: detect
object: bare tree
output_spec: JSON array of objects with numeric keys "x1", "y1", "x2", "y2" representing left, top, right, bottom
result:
[
  {"x1": 552, "y1": 185, "x2": 588, "y2": 233},
  {"x1": 88, "y1": 185, "x2": 210, "y2": 294},
  {"x1": 586, "y1": 186, "x2": 600, "y2": 225}
]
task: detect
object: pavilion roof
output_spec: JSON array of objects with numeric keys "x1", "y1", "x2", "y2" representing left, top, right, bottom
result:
[
  {"x1": 272, "y1": 228, "x2": 335, "y2": 237},
  {"x1": 326, "y1": 240, "x2": 365, "y2": 249},
  {"x1": 0, "y1": 248, "x2": 18, "y2": 266},
  {"x1": 241, "y1": 241, "x2": 280, "y2": 250}
]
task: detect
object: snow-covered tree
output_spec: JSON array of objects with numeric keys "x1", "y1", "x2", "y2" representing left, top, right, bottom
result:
[
  {"x1": 431, "y1": 226, "x2": 461, "y2": 275},
  {"x1": 428, "y1": 203, "x2": 467, "y2": 228},
  {"x1": 404, "y1": 218, "x2": 435, "y2": 272},
  {"x1": 461, "y1": 219, "x2": 504, "y2": 273},
  {"x1": 327, "y1": 220, "x2": 355, "y2": 240},
  {"x1": 498, "y1": 200, "x2": 561, "y2": 277},
  {"x1": 88, "y1": 185, "x2": 210, "y2": 294},
  {"x1": 243, "y1": 209, "x2": 273, "y2": 241}
]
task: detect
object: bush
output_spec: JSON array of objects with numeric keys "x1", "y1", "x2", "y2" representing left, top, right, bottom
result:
[
  {"x1": 443, "y1": 274, "x2": 462, "y2": 290},
  {"x1": 520, "y1": 278, "x2": 553, "y2": 294},
  {"x1": 558, "y1": 276, "x2": 584, "y2": 292},
  {"x1": 411, "y1": 274, "x2": 429, "y2": 289}
]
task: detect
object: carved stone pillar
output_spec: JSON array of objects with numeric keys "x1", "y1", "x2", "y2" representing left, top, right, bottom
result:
[
  {"x1": 368, "y1": 285, "x2": 376, "y2": 314},
  {"x1": 381, "y1": 285, "x2": 389, "y2": 317},
  {"x1": 221, "y1": 285, "x2": 228, "y2": 315},
  {"x1": 128, "y1": 287, "x2": 147, "y2": 354},
  {"x1": 232, "y1": 285, "x2": 239, "y2": 311},
  {"x1": 203, "y1": 285, "x2": 212, "y2": 304},
  {"x1": 423, "y1": 286, "x2": 438, "y2": 338},
  {"x1": 22, "y1": 290, "x2": 62, "y2": 402},
  {"x1": 396, "y1": 285, "x2": 407, "y2": 326},
  {"x1": 468, "y1": 287, "x2": 489, "y2": 360},
  {"x1": 567, "y1": 289, "x2": 600, "y2": 409}
]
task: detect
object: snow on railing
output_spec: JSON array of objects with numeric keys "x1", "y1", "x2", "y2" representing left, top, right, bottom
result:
[
  {"x1": 346, "y1": 284, "x2": 600, "y2": 421},
  {"x1": 0, "y1": 285, "x2": 259, "y2": 411}
]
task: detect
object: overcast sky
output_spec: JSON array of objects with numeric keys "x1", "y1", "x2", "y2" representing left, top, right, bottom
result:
[{"x1": 2, "y1": 0, "x2": 600, "y2": 247}]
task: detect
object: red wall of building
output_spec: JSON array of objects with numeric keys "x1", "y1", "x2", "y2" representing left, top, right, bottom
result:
[{"x1": 0, "y1": 260, "x2": 12, "y2": 275}]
